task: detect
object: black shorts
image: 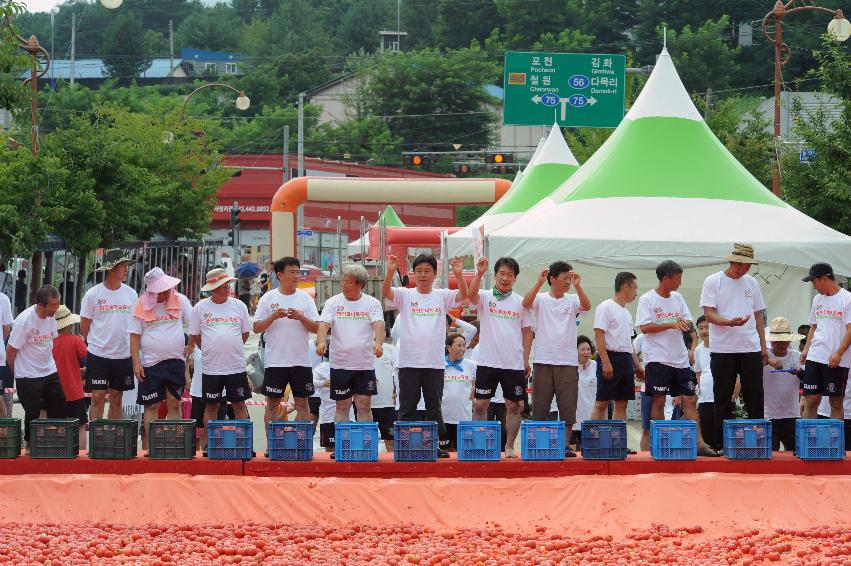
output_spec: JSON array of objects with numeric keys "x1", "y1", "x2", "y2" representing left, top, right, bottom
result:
[
  {"x1": 474, "y1": 365, "x2": 526, "y2": 401},
  {"x1": 0, "y1": 365, "x2": 12, "y2": 390},
  {"x1": 596, "y1": 351, "x2": 636, "y2": 401},
  {"x1": 262, "y1": 366, "x2": 314, "y2": 398},
  {"x1": 803, "y1": 361, "x2": 849, "y2": 397},
  {"x1": 439, "y1": 422, "x2": 458, "y2": 450},
  {"x1": 372, "y1": 407, "x2": 397, "y2": 440},
  {"x1": 645, "y1": 362, "x2": 697, "y2": 397},
  {"x1": 202, "y1": 372, "x2": 252, "y2": 403},
  {"x1": 137, "y1": 359, "x2": 185, "y2": 406},
  {"x1": 86, "y1": 354, "x2": 134, "y2": 391},
  {"x1": 319, "y1": 422, "x2": 336, "y2": 448},
  {"x1": 308, "y1": 396, "x2": 321, "y2": 417},
  {"x1": 66, "y1": 398, "x2": 89, "y2": 425},
  {"x1": 190, "y1": 395, "x2": 227, "y2": 427},
  {"x1": 329, "y1": 368, "x2": 377, "y2": 400}
]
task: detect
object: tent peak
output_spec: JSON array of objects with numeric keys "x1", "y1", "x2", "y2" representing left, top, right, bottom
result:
[
  {"x1": 625, "y1": 47, "x2": 702, "y2": 122},
  {"x1": 527, "y1": 124, "x2": 579, "y2": 167}
]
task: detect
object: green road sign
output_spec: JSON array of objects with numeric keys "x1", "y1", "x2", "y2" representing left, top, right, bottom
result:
[{"x1": 503, "y1": 51, "x2": 626, "y2": 128}]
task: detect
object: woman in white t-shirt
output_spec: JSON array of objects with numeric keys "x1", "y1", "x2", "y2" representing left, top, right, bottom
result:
[
  {"x1": 570, "y1": 335, "x2": 598, "y2": 450},
  {"x1": 441, "y1": 333, "x2": 476, "y2": 451}
]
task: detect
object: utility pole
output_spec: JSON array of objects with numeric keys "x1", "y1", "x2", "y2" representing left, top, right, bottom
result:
[
  {"x1": 70, "y1": 12, "x2": 75, "y2": 87},
  {"x1": 168, "y1": 20, "x2": 174, "y2": 77},
  {"x1": 283, "y1": 125, "x2": 289, "y2": 184},
  {"x1": 704, "y1": 87, "x2": 712, "y2": 118},
  {"x1": 297, "y1": 93, "x2": 305, "y2": 260}
]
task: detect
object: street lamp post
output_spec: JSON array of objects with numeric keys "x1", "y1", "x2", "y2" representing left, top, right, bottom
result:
[
  {"x1": 180, "y1": 82, "x2": 250, "y2": 120},
  {"x1": 761, "y1": 1, "x2": 850, "y2": 197}
]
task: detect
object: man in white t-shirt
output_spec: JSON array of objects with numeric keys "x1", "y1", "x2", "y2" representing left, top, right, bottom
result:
[
  {"x1": 638, "y1": 261, "x2": 717, "y2": 456},
  {"x1": 79, "y1": 248, "x2": 138, "y2": 421},
  {"x1": 591, "y1": 272, "x2": 642, "y2": 423},
  {"x1": 699, "y1": 243, "x2": 768, "y2": 450},
  {"x1": 522, "y1": 260, "x2": 590, "y2": 457},
  {"x1": 316, "y1": 264, "x2": 385, "y2": 428},
  {"x1": 130, "y1": 268, "x2": 193, "y2": 449},
  {"x1": 189, "y1": 268, "x2": 252, "y2": 446},
  {"x1": 383, "y1": 253, "x2": 467, "y2": 458},
  {"x1": 800, "y1": 262, "x2": 851, "y2": 419},
  {"x1": 468, "y1": 256, "x2": 532, "y2": 458},
  {"x1": 0, "y1": 290, "x2": 13, "y2": 417},
  {"x1": 253, "y1": 257, "x2": 320, "y2": 444},
  {"x1": 373, "y1": 338, "x2": 398, "y2": 452},
  {"x1": 6, "y1": 285, "x2": 64, "y2": 442}
]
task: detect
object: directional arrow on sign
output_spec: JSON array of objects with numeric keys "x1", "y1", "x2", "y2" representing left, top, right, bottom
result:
[
  {"x1": 531, "y1": 95, "x2": 542, "y2": 104},
  {"x1": 587, "y1": 97, "x2": 598, "y2": 106}
]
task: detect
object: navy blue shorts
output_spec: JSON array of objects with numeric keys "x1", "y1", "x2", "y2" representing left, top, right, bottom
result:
[
  {"x1": 262, "y1": 366, "x2": 314, "y2": 398},
  {"x1": 86, "y1": 353, "x2": 134, "y2": 391},
  {"x1": 329, "y1": 368, "x2": 377, "y2": 400},
  {"x1": 0, "y1": 364, "x2": 12, "y2": 390},
  {"x1": 641, "y1": 391, "x2": 653, "y2": 431},
  {"x1": 474, "y1": 365, "x2": 526, "y2": 401},
  {"x1": 137, "y1": 359, "x2": 185, "y2": 406},
  {"x1": 202, "y1": 372, "x2": 252, "y2": 403},
  {"x1": 645, "y1": 362, "x2": 697, "y2": 397},
  {"x1": 803, "y1": 360, "x2": 849, "y2": 397},
  {"x1": 596, "y1": 351, "x2": 635, "y2": 401}
]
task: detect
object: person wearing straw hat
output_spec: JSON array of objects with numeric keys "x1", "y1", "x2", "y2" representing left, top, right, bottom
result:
[
  {"x1": 800, "y1": 262, "x2": 851, "y2": 420},
  {"x1": 762, "y1": 317, "x2": 804, "y2": 451},
  {"x1": 6, "y1": 285, "x2": 65, "y2": 444},
  {"x1": 52, "y1": 305, "x2": 88, "y2": 449},
  {"x1": 700, "y1": 243, "x2": 769, "y2": 451},
  {"x1": 129, "y1": 267, "x2": 193, "y2": 449},
  {"x1": 0, "y1": 288, "x2": 12, "y2": 417},
  {"x1": 189, "y1": 268, "x2": 252, "y2": 441},
  {"x1": 80, "y1": 249, "x2": 138, "y2": 422}
]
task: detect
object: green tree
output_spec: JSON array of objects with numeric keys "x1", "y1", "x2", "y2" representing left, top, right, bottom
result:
[
  {"x1": 242, "y1": 0, "x2": 332, "y2": 57},
  {"x1": 435, "y1": 0, "x2": 504, "y2": 50},
  {"x1": 338, "y1": 0, "x2": 393, "y2": 54},
  {"x1": 783, "y1": 38, "x2": 851, "y2": 235},
  {"x1": 666, "y1": 17, "x2": 741, "y2": 93},
  {"x1": 237, "y1": 51, "x2": 333, "y2": 111},
  {"x1": 100, "y1": 12, "x2": 153, "y2": 79},
  {"x1": 307, "y1": 116, "x2": 403, "y2": 164},
  {"x1": 0, "y1": 0, "x2": 31, "y2": 120},
  {"x1": 175, "y1": 4, "x2": 242, "y2": 52},
  {"x1": 493, "y1": 0, "x2": 575, "y2": 48}
]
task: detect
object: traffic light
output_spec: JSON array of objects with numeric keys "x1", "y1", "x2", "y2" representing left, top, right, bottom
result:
[
  {"x1": 403, "y1": 152, "x2": 431, "y2": 167},
  {"x1": 485, "y1": 152, "x2": 513, "y2": 165},
  {"x1": 228, "y1": 202, "x2": 240, "y2": 248},
  {"x1": 452, "y1": 162, "x2": 478, "y2": 176}
]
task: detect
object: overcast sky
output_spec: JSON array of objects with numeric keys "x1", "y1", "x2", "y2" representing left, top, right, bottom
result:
[{"x1": 24, "y1": 0, "x2": 224, "y2": 13}]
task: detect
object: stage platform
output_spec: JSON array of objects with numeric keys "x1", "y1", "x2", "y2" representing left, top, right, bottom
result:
[{"x1": 0, "y1": 451, "x2": 847, "y2": 477}]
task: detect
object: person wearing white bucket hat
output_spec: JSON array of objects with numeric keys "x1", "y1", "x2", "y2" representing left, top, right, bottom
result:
[
  {"x1": 762, "y1": 317, "x2": 804, "y2": 452},
  {"x1": 80, "y1": 248, "x2": 138, "y2": 422},
  {"x1": 189, "y1": 268, "x2": 252, "y2": 444},
  {"x1": 129, "y1": 267, "x2": 193, "y2": 450},
  {"x1": 53, "y1": 305, "x2": 89, "y2": 449}
]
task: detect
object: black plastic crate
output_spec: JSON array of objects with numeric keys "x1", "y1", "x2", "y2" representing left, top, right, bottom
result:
[
  {"x1": 88, "y1": 419, "x2": 139, "y2": 459},
  {"x1": 29, "y1": 419, "x2": 80, "y2": 459},
  {"x1": 149, "y1": 420, "x2": 196, "y2": 460},
  {"x1": 0, "y1": 418, "x2": 22, "y2": 459}
]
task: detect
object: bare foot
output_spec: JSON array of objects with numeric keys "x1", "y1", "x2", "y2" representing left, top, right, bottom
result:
[{"x1": 505, "y1": 447, "x2": 517, "y2": 459}]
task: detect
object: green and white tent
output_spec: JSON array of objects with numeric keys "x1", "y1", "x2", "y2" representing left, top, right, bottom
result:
[
  {"x1": 347, "y1": 204, "x2": 405, "y2": 257},
  {"x1": 446, "y1": 125, "x2": 579, "y2": 256},
  {"x1": 488, "y1": 47, "x2": 851, "y2": 327}
]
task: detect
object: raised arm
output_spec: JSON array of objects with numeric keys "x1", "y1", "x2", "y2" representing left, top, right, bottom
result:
[
  {"x1": 381, "y1": 254, "x2": 400, "y2": 303},
  {"x1": 451, "y1": 257, "x2": 469, "y2": 303},
  {"x1": 467, "y1": 257, "x2": 488, "y2": 306},
  {"x1": 522, "y1": 269, "x2": 548, "y2": 310}
]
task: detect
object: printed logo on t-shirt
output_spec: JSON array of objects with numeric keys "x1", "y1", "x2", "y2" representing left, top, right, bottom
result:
[
  {"x1": 95, "y1": 298, "x2": 131, "y2": 314},
  {"x1": 271, "y1": 302, "x2": 302, "y2": 316},
  {"x1": 201, "y1": 311, "x2": 240, "y2": 328},
  {"x1": 410, "y1": 301, "x2": 441, "y2": 318},
  {"x1": 488, "y1": 301, "x2": 520, "y2": 321},
  {"x1": 29, "y1": 327, "x2": 52, "y2": 344},
  {"x1": 653, "y1": 306, "x2": 680, "y2": 323},
  {"x1": 335, "y1": 303, "x2": 370, "y2": 321},
  {"x1": 814, "y1": 304, "x2": 843, "y2": 322},
  {"x1": 144, "y1": 313, "x2": 181, "y2": 328},
  {"x1": 744, "y1": 288, "x2": 753, "y2": 298},
  {"x1": 445, "y1": 374, "x2": 472, "y2": 383}
]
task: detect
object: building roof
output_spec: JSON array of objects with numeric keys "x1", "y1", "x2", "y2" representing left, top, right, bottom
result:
[
  {"x1": 30, "y1": 58, "x2": 183, "y2": 80},
  {"x1": 756, "y1": 92, "x2": 842, "y2": 143},
  {"x1": 180, "y1": 48, "x2": 242, "y2": 62}
]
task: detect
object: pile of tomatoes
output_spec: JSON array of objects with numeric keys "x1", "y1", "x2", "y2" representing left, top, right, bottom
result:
[{"x1": 1, "y1": 522, "x2": 850, "y2": 565}]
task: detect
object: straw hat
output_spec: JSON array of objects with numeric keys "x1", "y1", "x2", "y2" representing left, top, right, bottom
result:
[
  {"x1": 767, "y1": 317, "x2": 804, "y2": 342},
  {"x1": 144, "y1": 267, "x2": 181, "y2": 294},
  {"x1": 54, "y1": 305, "x2": 80, "y2": 331},
  {"x1": 200, "y1": 268, "x2": 236, "y2": 292},
  {"x1": 96, "y1": 248, "x2": 133, "y2": 271},
  {"x1": 725, "y1": 242, "x2": 759, "y2": 264}
]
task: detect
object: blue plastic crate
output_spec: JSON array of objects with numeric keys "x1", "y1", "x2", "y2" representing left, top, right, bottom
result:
[
  {"x1": 267, "y1": 421, "x2": 313, "y2": 461},
  {"x1": 335, "y1": 422, "x2": 379, "y2": 462},
  {"x1": 520, "y1": 421, "x2": 565, "y2": 461},
  {"x1": 581, "y1": 420, "x2": 628, "y2": 460},
  {"x1": 207, "y1": 420, "x2": 253, "y2": 460},
  {"x1": 394, "y1": 421, "x2": 439, "y2": 462},
  {"x1": 796, "y1": 419, "x2": 845, "y2": 460},
  {"x1": 723, "y1": 419, "x2": 772, "y2": 460},
  {"x1": 457, "y1": 421, "x2": 501, "y2": 461},
  {"x1": 650, "y1": 420, "x2": 697, "y2": 460}
]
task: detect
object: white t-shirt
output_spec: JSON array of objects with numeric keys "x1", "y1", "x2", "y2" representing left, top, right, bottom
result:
[
  {"x1": 762, "y1": 348, "x2": 801, "y2": 420},
  {"x1": 129, "y1": 293, "x2": 193, "y2": 367},
  {"x1": 320, "y1": 293, "x2": 384, "y2": 371},
  {"x1": 453, "y1": 318, "x2": 478, "y2": 345},
  {"x1": 572, "y1": 360, "x2": 598, "y2": 431},
  {"x1": 699, "y1": 271, "x2": 766, "y2": 353},
  {"x1": 8, "y1": 306, "x2": 57, "y2": 378},
  {"x1": 636, "y1": 290, "x2": 693, "y2": 368},
  {"x1": 593, "y1": 299, "x2": 634, "y2": 353},
  {"x1": 373, "y1": 343, "x2": 397, "y2": 408},
  {"x1": 189, "y1": 298, "x2": 251, "y2": 376},
  {"x1": 189, "y1": 347, "x2": 204, "y2": 397},
  {"x1": 475, "y1": 290, "x2": 531, "y2": 371},
  {"x1": 442, "y1": 357, "x2": 476, "y2": 424},
  {"x1": 0, "y1": 293, "x2": 13, "y2": 365},
  {"x1": 255, "y1": 288, "x2": 319, "y2": 368},
  {"x1": 313, "y1": 362, "x2": 354, "y2": 424},
  {"x1": 387, "y1": 287, "x2": 458, "y2": 369},
  {"x1": 531, "y1": 292, "x2": 585, "y2": 365},
  {"x1": 694, "y1": 343, "x2": 714, "y2": 403},
  {"x1": 80, "y1": 283, "x2": 138, "y2": 359},
  {"x1": 806, "y1": 288, "x2": 851, "y2": 368},
  {"x1": 817, "y1": 377, "x2": 851, "y2": 418}
]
